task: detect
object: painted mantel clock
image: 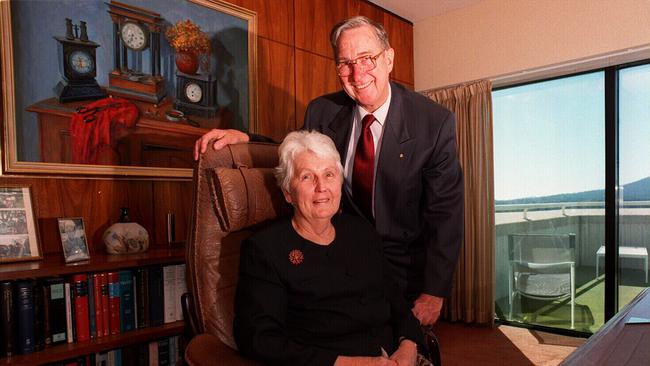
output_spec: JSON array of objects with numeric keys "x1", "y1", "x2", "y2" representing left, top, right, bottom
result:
[
  {"x1": 106, "y1": 1, "x2": 165, "y2": 103},
  {"x1": 174, "y1": 72, "x2": 218, "y2": 118},
  {"x1": 54, "y1": 19, "x2": 106, "y2": 103}
]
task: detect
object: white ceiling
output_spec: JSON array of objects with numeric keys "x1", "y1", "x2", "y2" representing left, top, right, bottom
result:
[{"x1": 368, "y1": 0, "x2": 482, "y2": 23}]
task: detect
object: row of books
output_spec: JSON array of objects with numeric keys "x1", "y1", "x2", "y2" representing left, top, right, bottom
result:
[
  {"x1": 47, "y1": 335, "x2": 183, "y2": 366},
  {"x1": 0, "y1": 264, "x2": 187, "y2": 357}
]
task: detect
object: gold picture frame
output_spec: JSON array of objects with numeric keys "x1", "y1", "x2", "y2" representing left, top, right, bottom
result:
[
  {"x1": 0, "y1": 0, "x2": 257, "y2": 178},
  {"x1": 0, "y1": 185, "x2": 42, "y2": 263}
]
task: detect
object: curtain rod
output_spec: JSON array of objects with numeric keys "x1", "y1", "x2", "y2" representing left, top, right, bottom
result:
[{"x1": 419, "y1": 43, "x2": 650, "y2": 92}]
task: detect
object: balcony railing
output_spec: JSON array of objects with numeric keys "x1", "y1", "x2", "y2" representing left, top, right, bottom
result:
[{"x1": 495, "y1": 200, "x2": 650, "y2": 333}]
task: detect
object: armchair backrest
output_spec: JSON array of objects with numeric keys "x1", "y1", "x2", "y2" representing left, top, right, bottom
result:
[
  {"x1": 508, "y1": 233, "x2": 576, "y2": 265},
  {"x1": 186, "y1": 142, "x2": 290, "y2": 349}
]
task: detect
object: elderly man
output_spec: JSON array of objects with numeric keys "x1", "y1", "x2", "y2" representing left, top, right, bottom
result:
[{"x1": 194, "y1": 16, "x2": 463, "y2": 326}]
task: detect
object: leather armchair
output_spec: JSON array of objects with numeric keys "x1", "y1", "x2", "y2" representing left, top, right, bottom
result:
[
  {"x1": 184, "y1": 142, "x2": 287, "y2": 365},
  {"x1": 183, "y1": 142, "x2": 441, "y2": 365}
]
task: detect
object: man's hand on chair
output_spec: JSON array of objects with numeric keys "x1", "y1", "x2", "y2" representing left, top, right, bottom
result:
[
  {"x1": 193, "y1": 128, "x2": 250, "y2": 160},
  {"x1": 412, "y1": 294, "x2": 443, "y2": 326}
]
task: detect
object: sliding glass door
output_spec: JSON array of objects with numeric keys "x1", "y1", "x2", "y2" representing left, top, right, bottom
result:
[
  {"x1": 493, "y1": 73, "x2": 606, "y2": 333},
  {"x1": 617, "y1": 63, "x2": 650, "y2": 310},
  {"x1": 494, "y1": 61, "x2": 650, "y2": 335}
]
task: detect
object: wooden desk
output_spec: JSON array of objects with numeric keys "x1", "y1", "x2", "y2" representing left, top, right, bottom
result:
[
  {"x1": 27, "y1": 97, "x2": 230, "y2": 169},
  {"x1": 560, "y1": 288, "x2": 650, "y2": 365}
]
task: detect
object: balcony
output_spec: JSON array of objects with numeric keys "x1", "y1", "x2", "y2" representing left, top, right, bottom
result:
[{"x1": 495, "y1": 201, "x2": 650, "y2": 333}]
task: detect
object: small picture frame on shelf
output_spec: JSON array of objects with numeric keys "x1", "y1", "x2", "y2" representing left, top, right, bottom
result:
[
  {"x1": 57, "y1": 217, "x2": 90, "y2": 263},
  {"x1": 0, "y1": 185, "x2": 42, "y2": 263}
]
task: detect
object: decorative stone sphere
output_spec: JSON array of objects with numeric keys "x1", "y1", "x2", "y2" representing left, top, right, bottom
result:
[{"x1": 103, "y1": 222, "x2": 149, "y2": 254}]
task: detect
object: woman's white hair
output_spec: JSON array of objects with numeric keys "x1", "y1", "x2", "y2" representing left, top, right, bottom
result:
[{"x1": 275, "y1": 130, "x2": 343, "y2": 192}]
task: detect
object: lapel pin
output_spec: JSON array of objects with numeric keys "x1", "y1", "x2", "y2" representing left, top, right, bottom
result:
[
  {"x1": 289, "y1": 249, "x2": 304, "y2": 265},
  {"x1": 399, "y1": 153, "x2": 404, "y2": 159}
]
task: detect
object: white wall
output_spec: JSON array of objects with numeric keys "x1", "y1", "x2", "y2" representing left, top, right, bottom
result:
[{"x1": 414, "y1": 0, "x2": 650, "y2": 90}]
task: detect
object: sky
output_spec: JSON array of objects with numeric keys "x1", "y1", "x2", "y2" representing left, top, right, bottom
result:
[{"x1": 492, "y1": 64, "x2": 650, "y2": 201}]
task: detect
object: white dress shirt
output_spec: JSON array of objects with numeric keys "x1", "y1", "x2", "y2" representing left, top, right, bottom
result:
[{"x1": 343, "y1": 86, "x2": 392, "y2": 216}]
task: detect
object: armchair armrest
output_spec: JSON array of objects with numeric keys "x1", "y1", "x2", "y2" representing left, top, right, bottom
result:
[
  {"x1": 421, "y1": 325, "x2": 441, "y2": 366},
  {"x1": 181, "y1": 292, "x2": 202, "y2": 339},
  {"x1": 512, "y1": 260, "x2": 575, "y2": 272},
  {"x1": 185, "y1": 333, "x2": 262, "y2": 366}
]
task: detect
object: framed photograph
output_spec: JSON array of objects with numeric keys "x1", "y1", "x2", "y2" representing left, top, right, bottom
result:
[
  {"x1": 57, "y1": 217, "x2": 90, "y2": 263},
  {"x1": 0, "y1": 0, "x2": 257, "y2": 177},
  {"x1": 0, "y1": 186, "x2": 42, "y2": 263}
]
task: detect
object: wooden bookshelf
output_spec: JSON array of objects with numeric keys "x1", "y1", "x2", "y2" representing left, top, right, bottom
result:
[
  {"x1": 0, "y1": 321, "x2": 184, "y2": 366},
  {"x1": 0, "y1": 248, "x2": 185, "y2": 281},
  {"x1": 0, "y1": 248, "x2": 186, "y2": 365}
]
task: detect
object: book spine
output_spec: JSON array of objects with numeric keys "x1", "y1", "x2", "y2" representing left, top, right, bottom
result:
[
  {"x1": 107, "y1": 349, "x2": 115, "y2": 366},
  {"x1": 42, "y1": 283, "x2": 52, "y2": 346},
  {"x1": 33, "y1": 281, "x2": 44, "y2": 351},
  {"x1": 1, "y1": 281, "x2": 15, "y2": 357},
  {"x1": 87, "y1": 273, "x2": 96, "y2": 340},
  {"x1": 65, "y1": 282, "x2": 73, "y2": 343},
  {"x1": 132, "y1": 273, "x2": 138, "y2": 330},
  {"x1": 107, "y1": 272, "x2": 121, "y2": 335},
  {"x1": 119, "y1": 270, "x2": 135, "y2": 332},
  {"x1": 174, "y1": 264, "x2": 187, "y2": 321},
  {"x1": 70, "y1": 280, "x2": 76, "y2": 342},
  {"x1": 136, "y1": 268, "x2": 149, "y2": 329},
  {"x1": 96, "y1": 351, "x2": 107, "y2": 366},
  {"x1": 92, "y1": 273, "x2": 103, "y2": 338},
  {"x1": 114, "y1": 348, "x2": 122, "y2": 366},
  {"x1": 168, "y1": 336, "x2": 177, "y2": 366},
  {"x1": 100, "y1": 273, "x2": 110, "y2": 337},
  {"x1": 148, "y1": 341, "x2": 158, "y2": 366},
  {"x1": 48, "y1": 280, "x2": 67, "y2": 344},
  {"x1": 158, "y1": 337, "x2": 170, "y2": 366},
  {"x1": 148, "y1": 266, "x2": 164, "y2": 327},
  {"x1": 72, "y1": 274, "x2": 90, "y2": 342},
  {"x1": 16, "y1": 280, "x2": 35, "y2": 354},
  {"x1": 163, "y1": 265, "x2": 176, "y2": 324},
  {"x1": 138, "y1": 342, "x2": 149, "y2": 365}
]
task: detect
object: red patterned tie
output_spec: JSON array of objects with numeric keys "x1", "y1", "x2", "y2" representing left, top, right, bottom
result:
[{"x1": 352, "y1": 114, "x2": 376, "y2": 219}]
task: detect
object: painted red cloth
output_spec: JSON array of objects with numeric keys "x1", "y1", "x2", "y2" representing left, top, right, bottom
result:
[{"x1": 71, "y1": 97, "x2": 139, "y2": 164}]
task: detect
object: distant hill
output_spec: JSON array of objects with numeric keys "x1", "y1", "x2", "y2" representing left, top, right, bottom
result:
[{"x1": 496, "y1": 176, "x2": 650, "y2": 205}]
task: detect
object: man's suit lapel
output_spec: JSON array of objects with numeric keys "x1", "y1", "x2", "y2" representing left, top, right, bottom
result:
[
  {"x1": 375, "y1": 83, "x2": 413, "y2": 230},
  {"x1": 383, "y1": 82, "x2": 411, "y2": 145},
  {"x1": 323, "y1": 100, "x2": 360, "y2": 218},
  {"x1": 326, "y1": 102, "x2": 354, "y2": 162}
]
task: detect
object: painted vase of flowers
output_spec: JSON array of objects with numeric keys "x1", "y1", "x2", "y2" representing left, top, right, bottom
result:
[{"x1": 166, "y1": 19, "x2": 211, "y2": 74}]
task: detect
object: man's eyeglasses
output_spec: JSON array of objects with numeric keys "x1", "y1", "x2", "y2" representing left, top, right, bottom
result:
[{"x1": 335, "y1": 50, "x2": 385, "y2": 77}]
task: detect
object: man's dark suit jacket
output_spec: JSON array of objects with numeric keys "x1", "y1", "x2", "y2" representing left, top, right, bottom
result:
[
  {"x1": 234, "y1": 214, "x2": 425, "y2": 366},
  {"x1": 302, "y1": 82, "x2": 464, "y2": 300}
]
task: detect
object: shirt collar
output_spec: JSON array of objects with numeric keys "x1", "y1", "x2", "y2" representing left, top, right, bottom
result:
[{"x1": 356, "y1": 84, "x2": 392, "y2": 126}]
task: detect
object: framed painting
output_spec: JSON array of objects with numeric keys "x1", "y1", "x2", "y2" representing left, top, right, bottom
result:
[
  {"x1": 0, "y1": 186, "x2": 42, "y2": 263},
  {"x1": 0, "y1": 0, "x2": 257, "y2": 177}
]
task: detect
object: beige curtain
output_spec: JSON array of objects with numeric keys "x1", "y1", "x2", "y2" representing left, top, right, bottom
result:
[{"x1": 421, "y1": 80, "x2": 495, "y2": 325}]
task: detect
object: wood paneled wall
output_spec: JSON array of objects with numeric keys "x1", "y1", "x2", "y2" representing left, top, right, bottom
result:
[
  {"x1": 233, "y1": 0, "x2": 414, "y2": 141},
  {"x1": 0, "y1": 0, "x2": 412, "y2": 261}
]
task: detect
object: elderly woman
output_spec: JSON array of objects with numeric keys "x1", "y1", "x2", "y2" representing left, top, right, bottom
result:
[{"x1": 234, "y1": 131, "x2": 427, "y2": 366}]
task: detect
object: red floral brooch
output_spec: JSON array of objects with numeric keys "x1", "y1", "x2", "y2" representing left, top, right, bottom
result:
[{"x1": 288, "y1": 249, "x2": 304, "y2": 266}]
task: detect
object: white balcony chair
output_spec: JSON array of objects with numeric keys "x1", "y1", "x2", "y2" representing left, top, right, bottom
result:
[{"x1": 508, "y1": 233, "x2": 577, "y2": 329}]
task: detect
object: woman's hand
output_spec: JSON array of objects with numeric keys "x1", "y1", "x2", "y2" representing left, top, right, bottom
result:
[
  {"x1": 390, "y1": 339, "x2": 418, "y2": 366},
  {"x1": 193, "y1": 128, "x2": 250, "y2": 160},
  {"x1": 334, "y1": 355, "x2": 398, "y2": 366}
]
